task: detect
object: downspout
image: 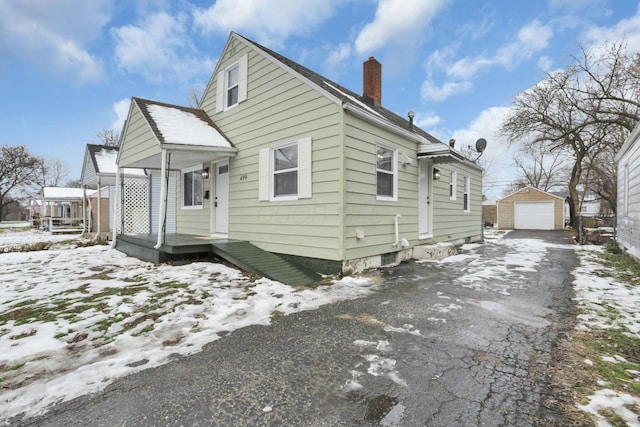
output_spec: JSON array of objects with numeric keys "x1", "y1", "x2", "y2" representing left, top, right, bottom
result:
[
  {"x1": 391, "y1": 213, "x2": 409, "y2": 248},
  {"x1": 110, "y1": 167, "x2": 120, "y2": 248},
  {"x1": 97, "y1": 176, "x2": 102, "y2": 237},
  {"x1": 155, "y1": 149, "x2": 168, "y2": 249}
]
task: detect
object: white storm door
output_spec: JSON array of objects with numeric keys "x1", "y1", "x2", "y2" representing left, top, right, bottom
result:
[
  {"x1": 215, "y1": 160, "x2": 229, "y2": 234},
  {"x1": 419, "y1": 159, "x2": 432, "y2": 238}
]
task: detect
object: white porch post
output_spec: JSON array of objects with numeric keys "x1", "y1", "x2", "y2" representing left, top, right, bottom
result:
[
  {"x1": 155, "y1": 149, "x2": 168, "y2": 249},
  {"x1": 110, "y1": 167, "x2": 121, "y2": 248},
  {"x1": 82, "y1": 185, "x2": 87, "y2": 233},
  {"x1": 96, "y1": 176, "x2": 102, "y2": 236}
]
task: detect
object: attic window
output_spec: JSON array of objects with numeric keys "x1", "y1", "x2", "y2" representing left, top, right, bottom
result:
[
  {"x1": 216, "y1": 54, "x2": 248, "y2": 113},
  {"x1": 226, "y1": 64, "x2": 239, "y2": 107}
]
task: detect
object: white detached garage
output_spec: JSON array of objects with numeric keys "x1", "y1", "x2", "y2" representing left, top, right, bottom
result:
[{"x1": 497, "y1": 187, "x2": 565, "y2": 230}]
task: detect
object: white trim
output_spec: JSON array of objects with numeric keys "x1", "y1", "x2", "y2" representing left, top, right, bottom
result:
[
  {"x1": 155, "y1": 149, "x2": 168, "y2": 249},
  {"x1": 181, "y1": 164, "x2": 204, "y2": 210},
  {"x1": 449, "y1": 170, "x2": 457, "y2": 200},
  {"x1": 463, "y1": 175, "x2": 471, "y2": 213},
  {"x1": 376, "y1": 143, "x2": 398, "y2": 202}
]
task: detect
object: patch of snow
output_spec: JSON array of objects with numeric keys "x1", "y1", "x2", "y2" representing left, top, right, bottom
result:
[
  {"x1": 0, "y1": 230, "x2": 381, "y2": 422},
  {"x1": 147, "y1": 104, "x2": 231, "y2": 148},
  {"x1": 576, "y1": 389, "x2": 640, "y2": 427}
]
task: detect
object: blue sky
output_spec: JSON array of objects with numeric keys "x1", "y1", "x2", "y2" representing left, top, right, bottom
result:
[{"x1": 1, "y1": 0, "x2": 639, "y2": 197}]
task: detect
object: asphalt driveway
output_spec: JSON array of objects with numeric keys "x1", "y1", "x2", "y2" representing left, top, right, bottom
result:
[{"x1": 19, "y1": 230, "x2": 577, "y2": 426}]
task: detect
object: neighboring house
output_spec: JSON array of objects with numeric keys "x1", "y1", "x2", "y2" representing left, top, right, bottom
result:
[
  {"x1": 616, "y1": 123, "x2": 640, "y2": 259},
  {"x1": 41, "y1": 187, "x2": 84, "y2": 233},
  {"x1": 80, "y1": 144, "x2": 147, "y2": 236},
  {"x1": 497, "y1": 186, "x2": 565, "y2": 230},
  {"x1": 482, "y1": 198, "x2": 498, "y2": 226},
  {"x1": 116, "y1": 32, "x2": 483, "y2": 274}
]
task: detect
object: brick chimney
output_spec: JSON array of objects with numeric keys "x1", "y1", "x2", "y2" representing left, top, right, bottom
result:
[
  {"x1": 449, "y1": 138, "x2": 456, "y2": 148},
  {"x1": 363, "y1": 56, "x2": 382, "y2": 105}
]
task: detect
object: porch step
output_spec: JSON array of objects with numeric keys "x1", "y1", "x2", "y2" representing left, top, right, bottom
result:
[{"x1": 210, "y1": 241, "x2": 321, "y2": 287}]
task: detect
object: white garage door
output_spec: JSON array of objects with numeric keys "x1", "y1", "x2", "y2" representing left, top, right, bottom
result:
[{"x1": 514, "y1": 201, "x2": 554, "y2": 230}]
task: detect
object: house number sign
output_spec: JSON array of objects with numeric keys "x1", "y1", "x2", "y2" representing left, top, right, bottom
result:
[{"x1": 240, "y1": 174, "x2": 248, "y2": 181}]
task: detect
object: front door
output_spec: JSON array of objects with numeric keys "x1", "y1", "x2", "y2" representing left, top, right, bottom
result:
[
  {"x1": 214, "y1": 159, "x2": 229, "y2": 234},
  {"x1": 418, "y1": 159, "x2": 432, "y2": 238}
]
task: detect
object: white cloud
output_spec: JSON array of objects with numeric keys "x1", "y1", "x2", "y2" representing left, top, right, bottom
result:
[
  {"x1": 321, "y1": 43, "x2": 352, "y2": 78},
  {"x1": 415, "y1": 112, "x2": 442, "y2": 129},
  {"x1": 421, "y1": 80, "x2": 472, "y2": 102},
  {"x1": 538, "y1": 56, "x2": 553, "y2": 72},
  {"x1": 0, "y1": 0, "x2": 111, "y2": 82},
  {"x1": 193, "y1": 0, "x2": 341, "y2": 48},
  {"x1": 584, "y1": 4, "x2": 640, "y2": 52},
  {"x1": 449, "y1": 106, "x2": 519, "y2": 197},
  {"x1": 448, "y1": 20, "x2": 553, "y2": 80},
  {"x1": 354, "y1": 0, "x2": 448, "y2": 54},
  {"x1": 112, "y1": 12, "x2": 214, "y2": 82},
  {"x1": 111, "y1": 99, "x2": 131, "y2": 132}
]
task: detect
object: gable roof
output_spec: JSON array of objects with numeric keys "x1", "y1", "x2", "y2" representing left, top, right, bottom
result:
[
  {"x1": 235, "y1": 33, "x2": 441, "y2": 145},
  {"x1": 498, "y1": 186, "x2": 566, "y2": 202},
  {"x1": 81, "y1": 144, "x2": 146, "y2": 186},
  {"x1": 133, "y1": 97, "x2": 234, "y2": 148}
]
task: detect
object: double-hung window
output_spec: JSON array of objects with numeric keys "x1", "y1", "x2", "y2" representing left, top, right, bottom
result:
[
  {"x1": 273, "y1": 143, "x2": 298, "y2": 198},
  {"x1": 258, "y1": 137, "x2": 312, "y2": 201},
  {"x1": 376, "y1": 144, "x2": 397, "y2": 201},
  {"x1": 449, "y1": 170, "x2": 457, "y2": 200},
  {"x1": 226, "y1": 64, "x2": 239, "y2": 108},
  {"x1": 463, "y1": 176, "x2": 471, "y2": 212},
  {"x1": 182, "y1": 166, "x2": 203, "y2": 209},
  {"x1": 216, "y1": 54, "x2": 248, "y2": 113}
]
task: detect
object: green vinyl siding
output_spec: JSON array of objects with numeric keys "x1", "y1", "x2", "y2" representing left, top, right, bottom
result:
[
  {"x1": 343, "y1": 113, "x2": 420, "y2": 260},
  {"x1": 175, "y1": 165, "x2": 211, "y2": 235},
  {"x1": 199, "y1": 37, "x2": 344, "y2": 260},
  {"x1": 118, "y1": 105, "x2": 160, "y2": 168},
  {"x1": 430, "y1": 161, "x2": 483, "y2": 242}
]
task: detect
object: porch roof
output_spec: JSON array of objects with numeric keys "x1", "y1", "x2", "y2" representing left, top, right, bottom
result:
[
  {"x1": 42, "y1": 187, "x2": 84, "y2": 202},
  {"x1": 119, "y1": 98, "x2": 238, "y2": 170}
]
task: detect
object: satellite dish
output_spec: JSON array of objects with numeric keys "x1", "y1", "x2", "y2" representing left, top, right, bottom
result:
[{"x1": 475, "y1": 138, "x2": 487, "y2": 153}]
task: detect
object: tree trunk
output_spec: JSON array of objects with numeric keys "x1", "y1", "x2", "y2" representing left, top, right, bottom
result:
[{"x1": 567, "y1": 159, "x2": 582, "y2": 227}]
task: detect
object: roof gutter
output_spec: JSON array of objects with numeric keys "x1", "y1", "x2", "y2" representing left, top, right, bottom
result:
[{"x1": 342, "y1": 102, "x2": 430, "y2": 145}]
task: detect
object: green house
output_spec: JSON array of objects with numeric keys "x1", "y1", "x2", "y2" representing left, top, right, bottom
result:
[{"x1": 116, "y1": 32, "x2": 483, "y2": 275}]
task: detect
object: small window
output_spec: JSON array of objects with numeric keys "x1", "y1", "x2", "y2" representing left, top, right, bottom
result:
[
  {"x1": 182, "y1": 166, "x2": 203, "y2": 208},
  {"x1": 258, "y1": 137, "x2": 312, "y2": 202},
  {"x1": 226, "y1": 64, "x2": 239, "y2": 108},
  {"x1": 273, "y1": 143, "x2": 298, "y2": 198},
  {"x1": 463, "y1": 176, "x2": 470, "y2": 212},
  {"x1": 449, "y1": 170, "x2": 457, "y2": 200},
  {"x1": 376, "y1": 144, "x2": 397, "y2": 200}
]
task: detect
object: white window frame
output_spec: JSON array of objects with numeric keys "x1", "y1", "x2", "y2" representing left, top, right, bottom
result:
[
  {"x1": 271, "y1": 142, "x2": 299, "y2": 201},
  {"x1": 449, "y1": 170, "x2": 457, "y2": 200},
  {"x1": 463, "y1": 175, "x2": 471, "y2": 212},
  {"x1": 181, "y1": 165, "x2": 204, "y2": 210},
  {"x1": 216, "y1": 54, "x2": 248, "y2": 113},
  {"x1": 258, "y1": 137, "x2": 312, "y2": 202},
  {"x1": 376, "y1": 143, "x2": 398, "y2": 202},
  {"x1": 624, "y1": 162, "x2": 630, "y2": 217},
  {"x1": 225, "y1": 62, "x2": 240, "y2": 110}
]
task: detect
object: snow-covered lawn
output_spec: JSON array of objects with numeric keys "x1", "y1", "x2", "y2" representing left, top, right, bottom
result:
[
  {"x1": 572, "y1": 246, "x2": 640, "y2": 426},
  {"x1": 0, "y1": 229, "x2": 380, "y2": 422},
  {"x1": 1, "y1": 228, "x2": 639, "y2": 425}
]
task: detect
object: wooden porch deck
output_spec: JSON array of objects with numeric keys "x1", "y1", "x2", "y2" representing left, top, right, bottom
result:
[{"x1": 115, "y1": 233, "x2": 322, "y2": 286}]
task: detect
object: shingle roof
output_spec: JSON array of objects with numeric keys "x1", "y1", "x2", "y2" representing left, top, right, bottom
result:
[
  {"x1": 236, "y1": 33, "x2": 443, "y2": 146},
  {"x1": 133, "y1": 97, "x2": 235, "y2": 148}
]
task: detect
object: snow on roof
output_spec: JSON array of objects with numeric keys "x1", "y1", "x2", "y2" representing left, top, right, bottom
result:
[
  {"x1": 93, "y1": 147, "x2": 118, "y2": 174},
  {"x1": 93, "y1": 147, "x2": 145, "y2": 176},
  {"x1": 323, "y1": 81, "x2": 384, "y2": 119},
  {"x1": 147, "y1": 104, "x2": 232, "y2": 147},
  {"x1": 43, "y1": 187, "x2": 84, "y2": 200}
]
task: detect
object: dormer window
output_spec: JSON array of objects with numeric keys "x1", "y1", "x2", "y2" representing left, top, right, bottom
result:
[
  {"x1": 216, "y1": 54, "x2": 248, "y2": 113},
  {"x1": 226, "y1": 63, "x2": 239, "y2": 108}
]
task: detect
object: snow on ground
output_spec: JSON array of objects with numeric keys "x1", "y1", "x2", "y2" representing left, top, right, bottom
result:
[
  {"x1": 0, "y1": 229, "x2": 382, "y2": 422},
  {"x1": 572, "y1": 246, "x2": 640, "y2": 426},
  {"x1": 0, "y1": 227, "x2": 84, "y2": 251}
]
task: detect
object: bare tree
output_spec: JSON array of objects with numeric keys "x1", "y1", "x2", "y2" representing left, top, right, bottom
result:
[
  {"x1": 513, "y1": 144, "x2": 569, "y2": 192},
  {"x1": 187, "y1": 86, "x2": 202, "y2": 108},
  {"x1": 502, "y1": 41, "x2": 640, "y2": 224},
  {"x1": 98, "y1": 129, "x2": 120, "y2": 147},
  {"x1": 34, "y1": 158, "x2": 69, "y2": 191},
  {"x1": 0, "y1": 145, "x2": 40, "y2": 221}
]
